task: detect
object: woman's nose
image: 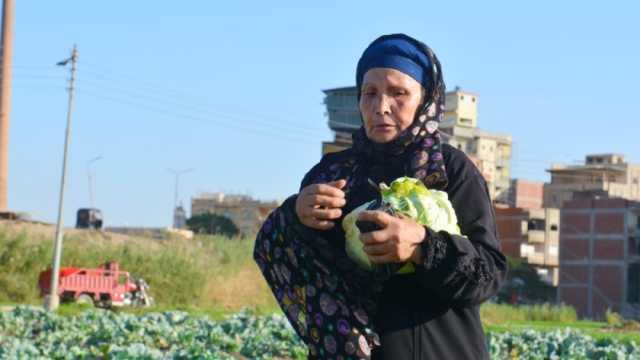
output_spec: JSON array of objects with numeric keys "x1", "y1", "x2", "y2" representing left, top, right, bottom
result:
[{"x1": 374, "y1": 94, "x2": 391, "y2": 115}]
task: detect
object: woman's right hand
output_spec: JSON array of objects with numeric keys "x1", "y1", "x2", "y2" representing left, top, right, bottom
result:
[{"x1": 295, "y1": 179, "x2": 347, "y2": 230}]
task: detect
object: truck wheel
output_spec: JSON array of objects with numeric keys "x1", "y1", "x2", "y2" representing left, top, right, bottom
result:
[{"x1": 76, "y1": 294, "x2": 94, "y2": 306}]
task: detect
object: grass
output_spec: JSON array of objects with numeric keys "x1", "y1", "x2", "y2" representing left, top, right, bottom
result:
[
  {"x1": 480, "y1": 303, "x2": 578, "y2": 324},
  {"x1": 0, "y1": 224, "x2": 278, "y2": 314},
  {"x1": 486, "y1": 322, "x2": 640, "y2": 343},
  {"x1": 1, "y1": 221, "x2": 639, "y2": 343}
]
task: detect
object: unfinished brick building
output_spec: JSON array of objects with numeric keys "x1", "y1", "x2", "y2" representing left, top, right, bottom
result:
[
  {"x1": 558, "y1": 197, "x2": 640, "y2": 320},
  {"x1": 495, "y1": 207, "x2": 560, "y2": 285}
]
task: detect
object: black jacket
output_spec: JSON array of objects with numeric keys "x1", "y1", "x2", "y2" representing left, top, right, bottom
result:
[{"x1": 298, "y1": 143, "x2": 507, "y2": 360}]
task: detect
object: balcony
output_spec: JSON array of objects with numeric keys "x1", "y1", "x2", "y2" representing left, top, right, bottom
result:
[
  {"x1": 527, "y1": 230, "x2": 546, "y2": 244},
  {"x1": 526, "y1": 252, "x2": 546, "y2": 266}
]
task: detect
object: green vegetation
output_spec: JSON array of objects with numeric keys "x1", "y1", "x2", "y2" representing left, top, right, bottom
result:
[
  {"x1": 2, "y1": 306, "x2": 639, "y2": 359},
  {"x1": 0, "y1": 225, "x2": 277, "y2": 314},
  {"x1": 0, "y1": 306, "x2": 307, "y2": 359},
  {"x1": 186, "y1": 213, "x2": 239, "y2": 237},
  {"x1": 2, "y1": 221, "x2": 640, "y2": 358},
  {"x1": 481, "y1": 303, "x2": 578, "y2": 324},
  {"x1": 497, "y1": 256, "x2": 556, "y2": 303}
]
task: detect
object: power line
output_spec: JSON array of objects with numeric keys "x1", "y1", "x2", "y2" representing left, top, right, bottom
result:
[
  {"x1": 76, "y1": 78, "x2": 324, "y2": 138},
  {"x1": 77, "y1": 61, "x2": 326, "y2": 132},
  {"x1": 77, "y1": 89, "x2": 324, "y2": 145},
  {"x1": 8, "y1": 69, "x2": 329, "y2": 143},
  {"x1": 9, "y1": 65, "x2": 330, "y2": 139}
]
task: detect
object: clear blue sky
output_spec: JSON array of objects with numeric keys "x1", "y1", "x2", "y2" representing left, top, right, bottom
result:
[{"x1": 10, "y1": 1, "x2": 640, "y2": 227}]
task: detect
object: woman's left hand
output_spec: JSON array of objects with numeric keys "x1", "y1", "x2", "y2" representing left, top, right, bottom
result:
[{"x1": 357, "y1": 210, "x2": 426, "y2": 265}]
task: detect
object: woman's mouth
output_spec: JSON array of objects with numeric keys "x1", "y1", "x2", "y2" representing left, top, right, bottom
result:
[{"x1": 373, "y1": 124, "x2": 395, "y2": 133}]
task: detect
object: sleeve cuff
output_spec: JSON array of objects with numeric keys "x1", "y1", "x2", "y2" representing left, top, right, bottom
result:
[{"x1": 419, "y1": 227, "x2": 452, "y2": 271}]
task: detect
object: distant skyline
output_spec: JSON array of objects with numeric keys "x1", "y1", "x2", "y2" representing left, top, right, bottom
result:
[{"x1": 10, "y1": 1, "x2": 640, "y2": 227}]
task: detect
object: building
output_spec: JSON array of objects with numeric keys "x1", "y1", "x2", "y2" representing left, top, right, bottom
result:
[
  {"x1": 321, "y1": 86, "x2": 512, "y2": 201},
  {"x1": 321, "y1": 86, "x2": 359, "y2": 155},
  {"x1": 544, "y1": 154, "x2": 640, "y2": 208},
  {"x1": 439, "y1": 88, "x2": 512, "y2": 201},
  {"x1": 495, "y1": 207, "x2": 560, "y2": 285},
  {"x1": 191, "y1": 193, "x2": 279, "y2": 236},
  {"x1": 508, "y1": 179, "x2": 544, "y2": 209},
  {"x1": 441, "y1": 123, "x2": 512, "y2": 201},
  {"x1": 558, "y1": 197, "x2": 640, "y2": 320}
]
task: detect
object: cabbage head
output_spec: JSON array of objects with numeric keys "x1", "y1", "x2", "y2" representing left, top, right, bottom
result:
[{"x1": 342, "y1": 177, "x2": 462, "y2": 272}]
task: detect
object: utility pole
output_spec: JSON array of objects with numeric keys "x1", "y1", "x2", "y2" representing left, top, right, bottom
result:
[
  {"x1": 44, "y1": 45, "x2": 78, "y2": 312},
  {"x1": 0, "y1": 0, "x2": 14, "y2": 212},
  {"x1": 168, "y1": 168, "x2": 193, "y2": 227},
  {"x1": 87, "y1": 156, "x2": 102, "y2": 209}
]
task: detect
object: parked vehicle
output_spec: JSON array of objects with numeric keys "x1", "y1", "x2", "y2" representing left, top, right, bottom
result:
[
  {"x1": 38, "y1": 261, "x2": 154, "y2": 308},
  {"x1": 76, "y1": 208, "x2": 103, "y2": 229}
]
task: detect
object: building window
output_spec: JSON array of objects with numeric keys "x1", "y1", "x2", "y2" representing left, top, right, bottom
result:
[
  {"x1": 528, "y1": 219, "x2": 546, "y2": 231},
  {"x1": 460, "y1": 95, "x2": 464, "y2": 100},
  {"x1": 629, "y1": 236, "x2": 638, "y2": 256},
  {"x1": 628, "y1": 264, "x2": 640, "y2": 303},
  {"x1": 472, "y1": 97, "x2": 476, "y2": 102},
  {"x1": 550, "y1": 224, "x2": 558, "y2": 231}
]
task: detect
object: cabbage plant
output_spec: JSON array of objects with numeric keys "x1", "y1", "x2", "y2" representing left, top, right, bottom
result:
[{"x1": 343, "y1": 177, "x2": 462, "y2": 272}]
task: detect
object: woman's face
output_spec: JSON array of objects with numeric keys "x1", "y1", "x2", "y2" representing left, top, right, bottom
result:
[{"x1": 359, "y1": 67, "x2": 423, "y2": 144}]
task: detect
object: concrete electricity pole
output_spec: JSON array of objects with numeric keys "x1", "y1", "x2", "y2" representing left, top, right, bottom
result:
[
  {"x1": 44, "y1": 45, "x2": 78, "y2": 312},
  {"x1": 0, "y1": 0, "x2": 14, "y2": 212}
]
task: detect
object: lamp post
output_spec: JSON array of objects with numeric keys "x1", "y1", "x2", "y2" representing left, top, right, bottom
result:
[{"x1": 168, "y1": 168, "x2": 193, "y2": 227}]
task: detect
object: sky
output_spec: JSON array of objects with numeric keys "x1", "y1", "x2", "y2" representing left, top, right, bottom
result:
[{"x1": 9, "y1": 1, "x2": 640, "y2": 227}]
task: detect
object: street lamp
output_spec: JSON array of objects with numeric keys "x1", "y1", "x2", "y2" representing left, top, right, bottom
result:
[{"x1": 168, "y1": 168, "x2": 193, "y2": 227}]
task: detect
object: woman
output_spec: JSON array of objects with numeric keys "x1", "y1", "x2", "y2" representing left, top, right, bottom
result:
[{"x1": 254, "y1": 33, "x2": 507, "y2": 359}]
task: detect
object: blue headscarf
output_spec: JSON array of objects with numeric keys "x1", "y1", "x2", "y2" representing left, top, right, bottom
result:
[{"x1": 356, "y1": 33, "x2": 432, "y2": 92}]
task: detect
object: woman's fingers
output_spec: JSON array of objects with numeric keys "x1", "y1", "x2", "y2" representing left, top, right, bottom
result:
[
  {"x1": 357, "y1": 210, "x2": 392, "y2": 228},
  {"x1": 367, "y1": 253, "x2": 396, "y2": 264},
  {"x1": 363, "y1": 242, "x2": 390, "y2": 256},
  {"x1": 296, "y1": 179, "x2": 349, "y2": 229},
  {"x1": 307, "y1": 183, "x2": 346, "y2": 199},
  {"x1": 305, "y1": 207, "x2": 342, "y2": 220},
  {"x1": 306, "y1": 194, "x2": 346, "y2": 208},
  {"x1": 327, "y1": 179, "x2": 347, "y2": 189},
  {"x1": 359, "y1": 227, "x2": 387, "y2": 245},
  {"x1": 307, "y1": 219, "x2": 335, "y2": 230}
]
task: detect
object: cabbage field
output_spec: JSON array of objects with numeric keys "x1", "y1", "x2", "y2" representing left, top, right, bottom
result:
[{"x1": 1, "y1": 306, "x2": 639, "y2": 359}]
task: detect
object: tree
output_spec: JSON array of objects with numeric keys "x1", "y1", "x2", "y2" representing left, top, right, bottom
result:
[
  {"x1": 186, "y1": 213, "x2": 239, "y2": 237},
  {"x1": 496, "y1": 256, "x2": 556, "y2": 304}
]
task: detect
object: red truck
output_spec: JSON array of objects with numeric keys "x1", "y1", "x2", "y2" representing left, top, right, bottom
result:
[{"x1": 38, "y1": 261, "x2": 154, "y2": 308}]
